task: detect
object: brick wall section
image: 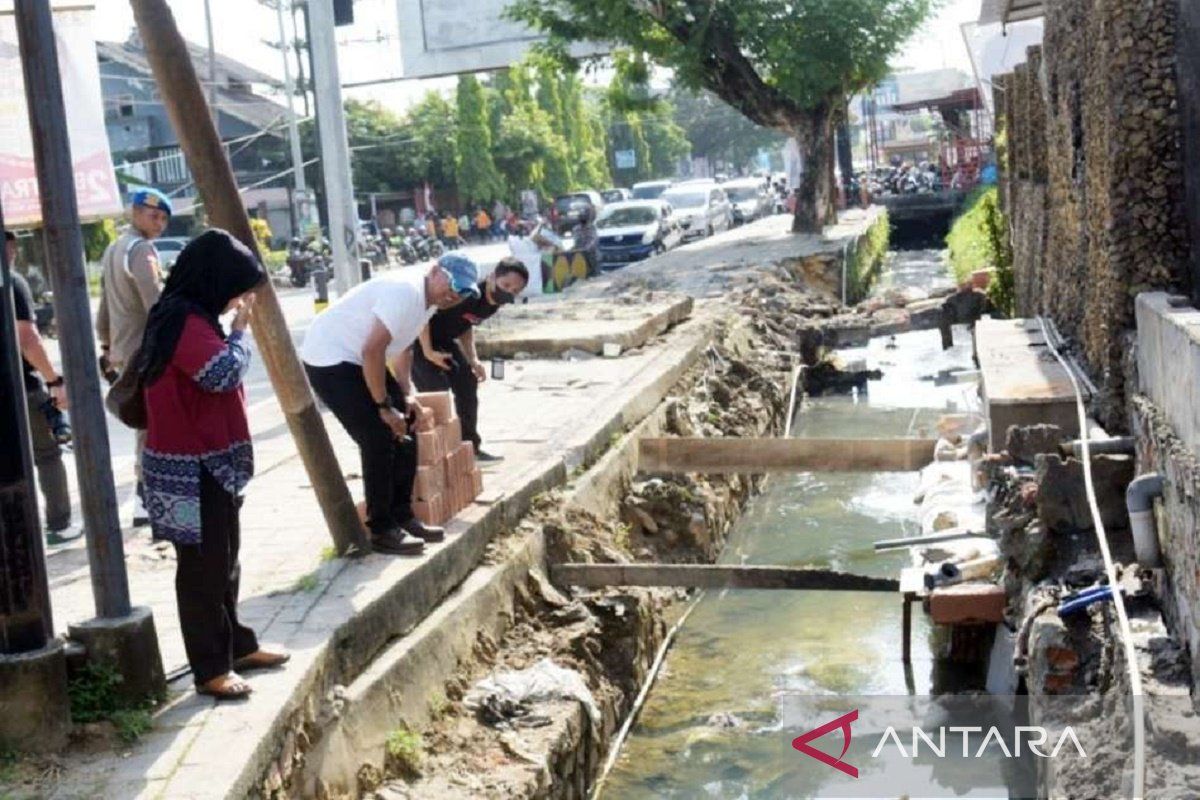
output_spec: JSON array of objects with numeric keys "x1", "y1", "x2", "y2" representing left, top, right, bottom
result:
[{"x1": 997, "y1": 0, "x2": 1190, "y2": 429}]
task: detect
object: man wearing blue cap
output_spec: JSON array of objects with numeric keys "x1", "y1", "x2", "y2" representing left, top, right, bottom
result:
[
  {"x1": 96, "y1": 187, "x2": 172, "y2": 526},
  {"x1": 302, "y1": 254, "x2": 479, "y2": 555}
]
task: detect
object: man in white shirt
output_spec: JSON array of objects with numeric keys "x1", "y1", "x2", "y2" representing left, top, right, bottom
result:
[{"x1": 302, "y1": 255, "x2": 480, "y2": 555}]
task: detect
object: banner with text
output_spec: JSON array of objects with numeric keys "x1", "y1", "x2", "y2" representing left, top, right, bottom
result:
[{"x1": 0, "y1": 6, "x2": 122, "y2": 227}]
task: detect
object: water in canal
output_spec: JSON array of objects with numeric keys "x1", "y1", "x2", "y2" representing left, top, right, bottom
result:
[{"x1": 600, "y1": 251, "x2": 1014, "y2": 798}]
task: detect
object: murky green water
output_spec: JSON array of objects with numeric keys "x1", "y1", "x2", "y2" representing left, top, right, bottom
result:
[{"x1": 601, "y1": 256, "x2": 1007, "y2": 799}]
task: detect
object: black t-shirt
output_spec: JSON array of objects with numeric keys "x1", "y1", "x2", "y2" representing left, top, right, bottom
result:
[
  {"x1": 427, "y1": 281, "x2": 500, "y2": 349},
  {"x1": 10, "y1": 272, "x2": 40, "y2": 391}
]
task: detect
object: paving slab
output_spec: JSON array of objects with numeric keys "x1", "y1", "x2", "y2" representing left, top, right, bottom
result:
[{"x1": 475, "y1": 294, "x2": 693, "y2": 358}]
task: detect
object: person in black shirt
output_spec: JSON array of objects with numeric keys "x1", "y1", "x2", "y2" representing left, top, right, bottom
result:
[
  {"x1": 6, "y1": 230, "x2": 75, "y2": 542},
  {"x1": 411, "y1": 257, "x2": 529, "y2": 461}
]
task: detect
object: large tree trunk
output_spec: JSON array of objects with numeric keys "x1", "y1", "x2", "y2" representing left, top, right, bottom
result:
[{"x1": 790, "y1": 102, "x2": 838, "y2": 234}]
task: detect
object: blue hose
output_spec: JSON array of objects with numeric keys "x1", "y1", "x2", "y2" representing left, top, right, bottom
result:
[{"x1": 1057, "y1": 586, "x2": 1114, "y2": 617}]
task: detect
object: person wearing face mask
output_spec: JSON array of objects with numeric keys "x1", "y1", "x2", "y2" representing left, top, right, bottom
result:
[{"x1": 411, "y1": 257, "x2": 529, "y2": 462}]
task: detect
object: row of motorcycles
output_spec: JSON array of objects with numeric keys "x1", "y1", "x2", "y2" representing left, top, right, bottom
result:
[
  {"x1": 285, "y1": 228, "x2": 446, "y2": 288},
  {"x1": 861, "y1": 163, "x2": 944, "y2": 197}
]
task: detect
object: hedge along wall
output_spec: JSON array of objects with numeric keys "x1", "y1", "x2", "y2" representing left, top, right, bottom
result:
[{"x1": 997, "y1": 0, "x2": 1190, "y2": 430}]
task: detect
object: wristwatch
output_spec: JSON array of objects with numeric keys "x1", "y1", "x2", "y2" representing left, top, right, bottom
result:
[
  {"x1": 46, "y1": 376, "x2": 65, "y2": 388},
  {"x1": 375, "y1": 399, "x2": 392, "y2": 410}
]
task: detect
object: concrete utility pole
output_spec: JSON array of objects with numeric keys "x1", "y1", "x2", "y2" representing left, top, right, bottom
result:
[
  {"x1": 274, "y1": 0, "x2": 308, "y2": 237},
  {"x1": 307, "y1": 0, "x2": 360, "y2": 293},
  {"x1": 14, "y1": 0, "x2": 164, "y2": 705},
  {"x1": 129, "y1": 0, "x2": 369, "y2": 555}
]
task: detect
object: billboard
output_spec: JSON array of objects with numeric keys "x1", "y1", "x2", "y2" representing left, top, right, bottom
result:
[
  {"x1": 396, "y1": 0, "x2": 608, "y2": 79},
  {"x1": 0, "y1": 4, "x2": 121, "y2": 227}
]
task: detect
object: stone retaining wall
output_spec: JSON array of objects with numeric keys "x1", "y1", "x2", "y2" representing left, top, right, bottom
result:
[{"x1": 998, "y1": 0, "x2": 1190, "y2": 429}]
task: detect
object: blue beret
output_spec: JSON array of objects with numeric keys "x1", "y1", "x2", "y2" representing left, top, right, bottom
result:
[{"x1": 131, "y1": 187, "x2": 173, "y2": 217}]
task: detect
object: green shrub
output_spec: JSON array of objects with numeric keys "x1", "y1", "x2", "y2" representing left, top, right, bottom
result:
[
  {"x1": 82, "y1": 218, "x2": 118, "y2": 262},
  {"x1": 945, "y1": 186, "x2": 1015, "y2": 315},
  {"x1": 847, "y1": 209, "x2": 890, "y2": 303},
  {"x1": 67, "y1": 661, "x2": 160, "y2": 743},
  {"x1": 385, "y1": 726, "x2": 423, "y2": 776}
]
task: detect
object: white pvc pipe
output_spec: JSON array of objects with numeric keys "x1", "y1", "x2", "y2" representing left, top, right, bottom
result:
[{"x1": 1126, "y1": 473, "x2": 1164, "y2": 567}]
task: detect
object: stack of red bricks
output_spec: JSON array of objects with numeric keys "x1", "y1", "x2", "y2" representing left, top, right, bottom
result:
[{"x1": 411, "y1": 391, "x2": 483, "y2": 525}]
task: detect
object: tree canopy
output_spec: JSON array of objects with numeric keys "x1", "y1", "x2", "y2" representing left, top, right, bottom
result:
[
  {"x1": 507, "y1": 0, "x2": 936, "y2": 231},
  {"x1": 455, "y1": 75, "x2": 505, "y2": 204}
]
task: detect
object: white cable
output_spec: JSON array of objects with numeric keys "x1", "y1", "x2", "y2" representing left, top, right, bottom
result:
[{"x1": 1037, "y1": 316, "x2": 1144, "y2": 800}]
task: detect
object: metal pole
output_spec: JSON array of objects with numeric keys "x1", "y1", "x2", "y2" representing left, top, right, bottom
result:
[
  {"x1": 14, "y1": 0, "x2": 132, "y2": 618},
  {"x1": 0, "y1": 210, "x2": 55, "y2": 652},
  {"x1": 307, "y1": 0, "x2": 360, "y2": 294},
  {"x1": 276, "y1": 0, "x2": 307, "y2": 240},
  {"x1": 292, "y1": 1, "x2": 310, "y2": 117},
  {"x1": 129, "y1": 0, "x2": 368, "y2": 555},
  {"x1": 203, "y1": 0, "x2": 218, "y2": 127}
]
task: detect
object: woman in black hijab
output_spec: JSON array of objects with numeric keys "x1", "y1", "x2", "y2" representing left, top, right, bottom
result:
[{"x1": 139, "y1": 229, "x2": 287, "y2": 699}]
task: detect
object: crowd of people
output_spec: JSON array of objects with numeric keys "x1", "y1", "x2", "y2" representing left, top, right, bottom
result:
[{"x1": 8, "y1": 185, "x2": 534, "y2": 700}]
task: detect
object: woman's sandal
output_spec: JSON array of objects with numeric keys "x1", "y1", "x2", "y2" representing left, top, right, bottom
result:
[
  {"x1": 197, "y1": 672, "x2": 252, "y2": 700},
  {"x1": 232, "y1": 650, "x2": 291, "y2": 673}
]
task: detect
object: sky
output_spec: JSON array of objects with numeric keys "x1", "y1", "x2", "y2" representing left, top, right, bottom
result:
[{"x1": 90, "y1": 0, "x2": 984, "y2": 116}]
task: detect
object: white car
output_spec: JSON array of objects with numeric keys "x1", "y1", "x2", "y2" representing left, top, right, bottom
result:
[
  {"x1": 630, "y1": 179, "x2": 674, "y2": 200},
  {"x1": 721, "y1": 178, "x2": 773, "y2": 225},
  {"x1": 596, "y1": 200, "x2": 682, "y2": 267},
  {"x1": 661, "y1": 185, "x2": 733, "y2": 240}
]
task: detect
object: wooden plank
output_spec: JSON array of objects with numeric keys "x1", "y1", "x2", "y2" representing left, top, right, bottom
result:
[
  {"x1": 550, "y1": 563, "x2": 899, "y2": 592},
  {"x1": 638, "y1": 437, "x2": 938, "y2": 474}
]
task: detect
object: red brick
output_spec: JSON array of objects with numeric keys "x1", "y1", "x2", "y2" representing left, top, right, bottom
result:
[
  {"x1": 415, "y1": 391, "x2": 455, "y2": 425},
  {"x1": 1040, "y1": 672, "x2": 1075, "y2": 694},
  {"x1": 413, "y1": 465, "x2": 444, "y2": 500},
  {"x1": 471, "y1": 468, "x2": 483, "y2": 498},
  {"x1": 417, "y1": 430, "x2": 441, "y2": 465},
  {"x1": 413, "y1": 496, "x2": 442, "y2": 525},
  {"x1": 456, "y1": 441, "x2": 476, "y2": 474},
  {"x1": 928, "y1": 583, "x2": 1006, "y2": 624},
  {"x1": 444, "y1": 416, "x2": 462, "y2": 447},
  {"x1": 1045, "y1": 646, "x2": 1080, "y2": 672}
]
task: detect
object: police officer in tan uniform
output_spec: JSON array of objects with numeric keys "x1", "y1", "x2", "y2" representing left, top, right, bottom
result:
[{"x1": 96, "y1": 187, "x2": 171, "y2": 525}]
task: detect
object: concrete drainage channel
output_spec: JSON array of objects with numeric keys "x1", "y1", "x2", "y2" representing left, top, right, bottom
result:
[{"x1": 291, "y1": 314, "x2": 790, "y2": 799}]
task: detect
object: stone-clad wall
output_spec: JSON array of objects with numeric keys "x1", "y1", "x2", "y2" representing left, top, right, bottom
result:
[{"x1": 998, "y1": 0, "x2": 1190, "y2": 430}]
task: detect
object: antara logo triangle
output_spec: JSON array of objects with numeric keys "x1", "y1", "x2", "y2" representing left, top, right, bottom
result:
[{"x1": 791, "y1": 709, "x2": 859, "y2": 778}]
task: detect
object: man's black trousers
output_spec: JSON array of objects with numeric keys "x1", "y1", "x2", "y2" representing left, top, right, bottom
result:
[
  {"x1": 304, "y1": 361, "x2": 417, "y2": 534},
  {"x1": 411, "y1": 343, "x2": 481, "y2": 451}
]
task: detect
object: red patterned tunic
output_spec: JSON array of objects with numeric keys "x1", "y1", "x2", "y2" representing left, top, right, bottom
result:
[{"x1": 142, "y1": 314, "x2": 254, "y2": 544}]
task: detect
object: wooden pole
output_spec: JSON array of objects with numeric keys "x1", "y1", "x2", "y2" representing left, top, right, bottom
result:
[
  {"x1": 15, "y1": 0, "x2": 131, "y2": 617},
  {"x1": 550, "y1": 563, "x2": 899, "y2": 592},
  {"x1": 638, "y1": 437, "x2": 938, "y2": 474},
  {"x1": 129, "y1": 0, "x2": 368, "y2": 554}
]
